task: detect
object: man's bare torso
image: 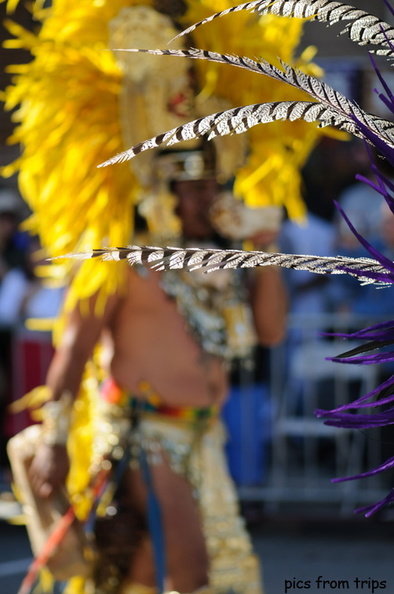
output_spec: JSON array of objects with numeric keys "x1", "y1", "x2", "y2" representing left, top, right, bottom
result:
[{"x1": 107, "y1": 268, "x2": 228, "y2": 407}]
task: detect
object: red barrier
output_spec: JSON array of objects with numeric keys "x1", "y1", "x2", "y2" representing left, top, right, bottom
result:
[{"x1": 4, "y1": 332, "x2": 54, "y2": 438}]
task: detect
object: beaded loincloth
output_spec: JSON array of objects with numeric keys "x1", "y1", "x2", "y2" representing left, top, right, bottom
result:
[{"x1": 92, "y1": 378, "x2": 263, "y2": 594}]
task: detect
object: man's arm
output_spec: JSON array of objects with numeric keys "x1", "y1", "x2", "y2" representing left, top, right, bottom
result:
[
  {"x1": 248, "y1": 230, "x2": 288, "y2": 347},
  {"x1": 250, "y1": 265, "x2": 288, "y2": 346},
  {"x1": 46, "y1": 291, "x2": 119, "y2": 401},
  {"x1": 29, "y1": 290, "x2": 120, "y2": 498}
]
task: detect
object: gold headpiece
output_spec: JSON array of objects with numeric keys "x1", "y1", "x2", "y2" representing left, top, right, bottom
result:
[{"x1": 156, "y1": 147, "x2": 216, "y2": 183}]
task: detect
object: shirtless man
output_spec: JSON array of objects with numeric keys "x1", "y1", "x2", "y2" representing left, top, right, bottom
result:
[{"x1": 28, "y1": 172, "x2": 287, "y2": 594}]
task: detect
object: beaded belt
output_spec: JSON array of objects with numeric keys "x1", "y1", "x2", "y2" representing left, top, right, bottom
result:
[{"x1": 100, "y1": 377, "x2": 218, "y2": 422}]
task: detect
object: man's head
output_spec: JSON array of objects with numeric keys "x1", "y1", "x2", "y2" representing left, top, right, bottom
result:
[
  {"x1": 173, "y1": 177, "x2": 220, "y2": 240},
  {"x1": 156, "y1": 144, "x2": 221, "y2": 240}
]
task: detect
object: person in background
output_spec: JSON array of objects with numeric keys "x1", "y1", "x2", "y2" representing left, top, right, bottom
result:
[
  {"x1": 0, "y1": 188, "x2": 31, "y2": 479},
  {"x1": 332, "y1": 153, "x2": 394, "y2": 318},
  {"x1": 0, "y1": 188, "x2": 31, "y2": 326},
  {"x1": 279, "y1": 210, "x2": 336, "y2": 320}
]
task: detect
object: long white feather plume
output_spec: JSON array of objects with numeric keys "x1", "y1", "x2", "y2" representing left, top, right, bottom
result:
[
  {"x1": 170, "y1": 0, "x2": 394, "y2": 62},
  {"x1": 99, "y1": 47, "x2": 394, "y2": 168},
  {"x1": 58, "y1": 245, "x2": 391, "y2": 286}
]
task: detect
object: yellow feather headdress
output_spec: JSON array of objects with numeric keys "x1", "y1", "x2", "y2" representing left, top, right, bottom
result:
[{"x1": 2, "y1": 0, "x2": 326, "y2": 315}]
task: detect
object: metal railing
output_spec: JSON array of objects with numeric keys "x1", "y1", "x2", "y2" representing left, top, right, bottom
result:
[{"x1": 235, "y1": 313, "x2": 392, "y2": 515}]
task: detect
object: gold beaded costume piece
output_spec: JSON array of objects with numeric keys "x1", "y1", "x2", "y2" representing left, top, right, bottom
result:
[
  {"x1": 2, "y1": 1, "x2": 325, "y2": 592},
  {"x1": 93, "y1": 377, "x2": 263, "y2": 594}
]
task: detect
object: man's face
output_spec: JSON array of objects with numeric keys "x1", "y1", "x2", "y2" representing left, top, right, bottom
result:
[{"x1": 174, "y1": 178, "x2": 219, "y2": 240}]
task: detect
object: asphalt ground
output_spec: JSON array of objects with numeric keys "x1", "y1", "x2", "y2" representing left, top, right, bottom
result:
[
  {"x1": 1, "y1": 499, "x2": 394, "y2": 594},
  {"x1": 249, "y1": 509, "x2": 394, "y2": 594}
]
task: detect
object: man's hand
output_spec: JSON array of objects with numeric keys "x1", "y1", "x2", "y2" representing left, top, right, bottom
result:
[
  {"x1": 210, "y1": 194, "x2": 284, "y2": 242},
  {"x1": 28, "y1": 443, "x2": 70, "y2": 498}
]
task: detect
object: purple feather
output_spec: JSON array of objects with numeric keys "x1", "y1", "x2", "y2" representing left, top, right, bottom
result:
[
  {"x1": 313, "y1": 41, "x2": 394, "y2": 513},
  {"x1": 354, "y1": 489, "x2": 394, "y2": 517},
  {"x1": 332, "y1": 456, "x2": 394, "y2": 481}
]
